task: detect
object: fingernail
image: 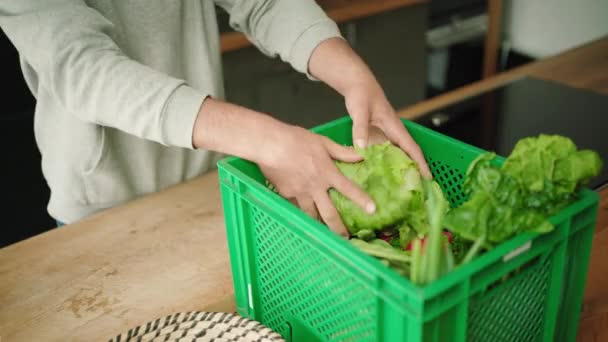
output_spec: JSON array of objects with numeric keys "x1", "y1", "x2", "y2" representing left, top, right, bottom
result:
[
  {"x1": 366, "y1": 202, "x2": 376, "y2": 214},
  {"x1": 355, "y1": 139, "x2": 366, "y2": 148}
]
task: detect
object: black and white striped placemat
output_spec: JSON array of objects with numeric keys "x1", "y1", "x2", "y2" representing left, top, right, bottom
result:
[{"x1": 108, "y1": 311, "x2": 285, "y2": 342}]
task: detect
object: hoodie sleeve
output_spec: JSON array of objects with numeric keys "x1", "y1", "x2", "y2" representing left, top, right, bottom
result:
[
  {"x1": 214, "y1": 0, "x2": 344, "y2": 78},
  {"x1": 0, "y1": 0, "x2": 205, "y2": 149}
]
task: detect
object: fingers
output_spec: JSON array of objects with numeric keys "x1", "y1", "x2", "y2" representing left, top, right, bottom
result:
[
  {"x1": 329, "y1": 173, "x2": 375, "y2": 215},
  {"x1": 323, "y1": 138, "x2": 363, "y2": 163},
  {"x1": 400, "y1": 139, "x2": 432, "y2": 179},
  {"x1": 353, "y1": 120, "x2": 370, "y2": 149},
  {"x1": 405, "y1": 143, "x2": 432, "y2": 180},
  {"x1": 297, "y1": 197, "x2": 319, "y2": 220},
  {"x1": 323, "y1": 138, "x2": 375, "y2": 214},
  {"x1": 349, "y1": 107, "x2": 371, "y2": 149},
  {"x1": 314, "y1": 191, "x2": 349, "y2": 237},
  {"x1": 382, "y1": 119, "x2": 433, "y2": 179}
]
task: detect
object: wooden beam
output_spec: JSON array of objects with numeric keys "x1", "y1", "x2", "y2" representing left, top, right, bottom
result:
[{"x1": 482, "y1": 0, "x2": 503, "y2": 78}]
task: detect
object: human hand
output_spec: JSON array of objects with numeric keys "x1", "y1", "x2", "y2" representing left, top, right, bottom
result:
[
  {"x1": 258, "y1": 125, "x2": 376, "y2": 237},
  {"x1": 307, "y1": 37, "x2": 431, "y2": 179},
  {"x1": 191, "y1": 97, "x2": 374, "y2": 237},
  {"x1": 344, "y1": 84, "x2": 432, "y2": 179}
]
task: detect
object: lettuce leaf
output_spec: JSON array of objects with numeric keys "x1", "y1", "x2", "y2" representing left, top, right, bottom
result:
[
  {"x1": 503, "y1": 135, "x2": 602, "y2": 215},
  {"x1": 444, "y1": 134, "x2": 602, "y2": 245}
]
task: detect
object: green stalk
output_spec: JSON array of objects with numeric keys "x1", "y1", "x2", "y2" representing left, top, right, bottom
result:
[
  {"x1": 421, "y1": 179, "x2": 449, "y2": 284},
  {"x1": 461, "y1": 235, "x2": 486, "y2": 265},
  {"x1": 411, "y1": 239, "x2": 422, "y2": 284},
  {"x1": 426, "y1": 225, "x2": 442, "y2": 283},
  {"x1": 445, "y1": 243, "x2": 455, "y2": 272}
]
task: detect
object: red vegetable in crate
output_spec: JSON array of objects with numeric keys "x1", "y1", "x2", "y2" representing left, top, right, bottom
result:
[
  {"x1": 404, "y1": 231, "x2": 453, "y2": 251},
  {"x1": 379, "y1": 234, "x2": 392, "y2": 243}
]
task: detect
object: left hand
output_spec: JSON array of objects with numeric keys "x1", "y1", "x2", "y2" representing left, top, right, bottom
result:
[
  {"x1": 344, "y1": 84, "x2": 432, "y2": 179},
  {"x1": 307, "y1": 37, "x2": 432, "y2": 179}
]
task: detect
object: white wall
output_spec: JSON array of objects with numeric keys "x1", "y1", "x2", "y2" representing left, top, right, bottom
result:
[{"x1": 504, "y1": 0, "x2": 608, "y2": 58}]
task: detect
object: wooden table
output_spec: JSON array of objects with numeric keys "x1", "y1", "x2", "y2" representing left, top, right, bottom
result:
[
  {"x1": 0, "y1": 174, "x2": 235, "y2": 341},
  {"x1": 1, "y1": 37, "x2": 607, "y2": 342}
]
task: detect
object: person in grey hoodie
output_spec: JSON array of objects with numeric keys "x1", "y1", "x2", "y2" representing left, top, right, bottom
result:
[{"x1": 0, "y1": 0, "x2": 430, "y2": 236}]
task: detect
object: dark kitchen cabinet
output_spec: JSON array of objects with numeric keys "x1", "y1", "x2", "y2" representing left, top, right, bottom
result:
[{"x1": 1, "y1": 29, "x2": 55, "y2": 248}]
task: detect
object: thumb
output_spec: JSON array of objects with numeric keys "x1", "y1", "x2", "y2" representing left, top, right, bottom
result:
[{"x1": 352, "y1": 115, "x2": 370, "y2": 149}]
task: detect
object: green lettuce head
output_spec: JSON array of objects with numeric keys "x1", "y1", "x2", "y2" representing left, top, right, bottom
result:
[{"x1": 330, "y1": 142, "x2": 434, "y2": 237}]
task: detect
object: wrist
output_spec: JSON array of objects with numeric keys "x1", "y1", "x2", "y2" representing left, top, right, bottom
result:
[
  {"x1": 309, "y1": 38, "x2": 378, "y2": 96},
  {"x1": 192, "y1": 97, "x2": 293, "y2": 166}
]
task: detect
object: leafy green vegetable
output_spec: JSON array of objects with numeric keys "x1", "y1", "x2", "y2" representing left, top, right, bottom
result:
[
  {"x1": 330, "y1": 142, "x2": 432, "y2": 236},
  {"x1": 397, "y1": 222, "x2": 418, "y2": 250},
  {"x1": 423, "y1": 179, "x2": 449, "y2": 231},
  {"x1": 388, "y1": 236, "x2": 402, "y2": 249},
  {"x1": 333, "y1": 142, "x2": 452, "y2": 284},
  {"x1": 330, "y1": 134, "x2": 600, "y2": 287},
  {"x1": 410, "y1": 239, "x2": 422, "y2": 284},
  {"x1": 422, "y1": 179, "x2": 449, "y2": 282},
  {"x1": 408, "y1": 178, "x2": 451, "y2": 285},
  {"x1": 354, "y1": 229, "x2": 376, "y2": 241},
  {"x1": 502, "y1": 135, "x2": 602, "y2": 214},
  {"x1": 460, "y1": 235, "x2": 486, "y2": 265},
  {"x1": 350, "y1": 238, "x2": 410, "y2": 274},
  {"x1": 449, "y1": 231, "x2": 473, "y2": 262},
  {"x1": 444, "y1": 134, "x2": 602, "y2": 246}
]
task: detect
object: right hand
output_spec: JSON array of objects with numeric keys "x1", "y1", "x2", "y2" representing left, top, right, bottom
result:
[
  {"x1": 258, "y1": 126, "x2": 376, "y2": 237},
  {"x1": 190, "y1": 97, "x2": 374, "y2": 236}
]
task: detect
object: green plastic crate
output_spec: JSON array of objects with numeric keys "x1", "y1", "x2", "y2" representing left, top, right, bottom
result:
[{"x1": 218, "y1": 116, "x2": 599, "y2": 342}]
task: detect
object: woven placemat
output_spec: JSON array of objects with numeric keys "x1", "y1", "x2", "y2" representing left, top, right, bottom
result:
[{"x1": 108, "y1": 311, "x2": 285, "y2": 342}]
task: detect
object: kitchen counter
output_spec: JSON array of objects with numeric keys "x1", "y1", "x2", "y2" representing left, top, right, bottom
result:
[{"x1": 1, "y1": 37, "x2": 607, "y2": 341}]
